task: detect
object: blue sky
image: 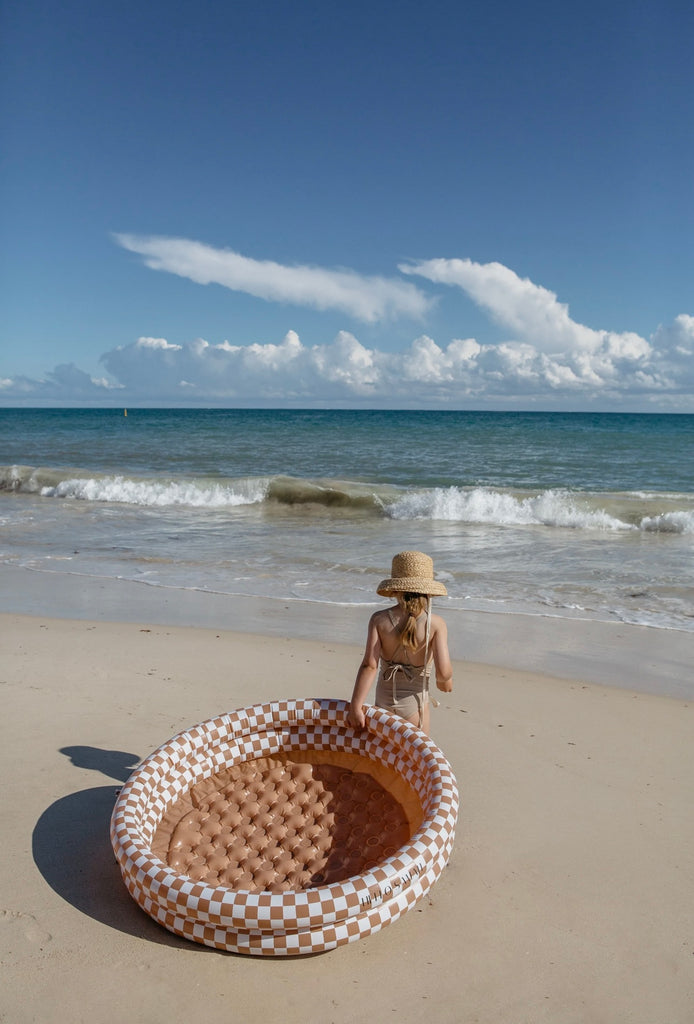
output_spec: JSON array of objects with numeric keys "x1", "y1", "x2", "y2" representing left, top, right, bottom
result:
[{"x1": 2, "y1": 0, "x2": 693, "y2": 409}]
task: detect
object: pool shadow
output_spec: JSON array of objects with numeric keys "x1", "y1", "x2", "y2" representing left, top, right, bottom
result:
[
  {"x1": 33, "y1": 747, "x2": 347, "y2": 959},
  {"x1": 60, "y1": 744, "x2": 139, "y2": 783},
  {"x1": 32, "y1": 745, "x2": 197, "y2": 948}
]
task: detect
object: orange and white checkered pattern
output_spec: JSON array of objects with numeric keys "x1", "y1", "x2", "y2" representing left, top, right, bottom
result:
[{"x1": 110, "y1": 699, "x2": 458, "y2": 955}]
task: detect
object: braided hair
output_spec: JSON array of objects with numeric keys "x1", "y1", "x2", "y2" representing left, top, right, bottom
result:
[{"x1": 398, "y1": 592, "x2": 428, "y2": 650}]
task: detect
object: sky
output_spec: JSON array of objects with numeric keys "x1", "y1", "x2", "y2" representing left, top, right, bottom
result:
[{"x1": 1, "y1": 0, "x2": 693, "y2": 410}]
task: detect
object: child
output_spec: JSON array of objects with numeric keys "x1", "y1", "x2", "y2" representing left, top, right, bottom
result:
[{"x1": 348, "y1": 551, "x2": 453, "y2": 735}]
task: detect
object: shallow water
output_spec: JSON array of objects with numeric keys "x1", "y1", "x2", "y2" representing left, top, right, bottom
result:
[{"x1": 2, "y1": 408, "x2": 693, "y2": 631}]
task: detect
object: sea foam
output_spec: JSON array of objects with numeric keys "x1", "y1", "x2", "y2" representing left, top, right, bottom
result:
[
  {"x1": 39, "y1": 475, "x2": 268, "y2": 508},
  {"x1": 640, "y1": 510, "x2": 694, "y2": 533},
  {"x1": 387, "y1": 487, "x2": 632, "y2": 531}
]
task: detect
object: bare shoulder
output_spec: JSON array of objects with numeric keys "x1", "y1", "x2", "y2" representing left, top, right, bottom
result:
[
  {"x1": 371, "y1": 607, "x2": 396, "y2": 630},
  {"x1": 431, "y1": 612, "x2": 448, "y2": 634}
]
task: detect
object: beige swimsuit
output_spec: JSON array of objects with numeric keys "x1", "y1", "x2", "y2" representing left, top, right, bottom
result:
[{"x1": 375, "y1": 609, "x2": 432, "y2": 725}]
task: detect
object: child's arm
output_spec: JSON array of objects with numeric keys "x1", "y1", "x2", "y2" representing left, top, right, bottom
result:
[
  {"x1": 432, "y1": 617, "x2": 453, "y2": 692},
  {"x1": 348, "y1": 614, "x2": 381, "y2": 728}
]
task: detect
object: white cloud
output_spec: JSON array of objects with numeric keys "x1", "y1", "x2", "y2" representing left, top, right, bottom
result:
[
  {"x1": 654, "y1": 313, "x2": 694, "y2": 349},
  {"x1": 400, "y1": 257, "x2": 652, "y2": 361},
  {"x1": 91, "y1": 312, "x2": 694, "y2": 407},
  {"x1": 2, "y1": 318, "x2": 692, "y2": 408},
  {"x1": 2, "y1": 256, "x2": 692, "y2": 409},
  {"x1": 0, "y1": 364, "x2": 118, "y2": 401},
  {"x1": 115, "y1": 234, "x2": 432, "y2": 323},
  {"x1": 652, "y1": 314, "x2": 694, "y2": 384},
  {"x1": 402, "y1": 335, "x2": 449, "y2": 384},
  {"x1": 135, "y1": 336, "x2": 182, "y2": 351},
  {"x1": 311, "y1": 331, "x2": 379, "y2": 390}
]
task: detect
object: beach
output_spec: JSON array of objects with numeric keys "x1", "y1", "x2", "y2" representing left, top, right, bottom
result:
[
  {"x1": 3, "y1": 593, "x2": 692, "y2": 1023},
  {"x1": 3, "y1": 408, "x2": 693, "y2": 1020}
]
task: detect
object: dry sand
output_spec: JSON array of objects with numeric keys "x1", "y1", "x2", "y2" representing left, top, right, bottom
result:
[{"x1": 2, "y1": 611, "x2": 692, "y2": 1024}]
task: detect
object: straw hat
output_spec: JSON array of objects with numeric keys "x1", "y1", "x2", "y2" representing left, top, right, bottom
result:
[{"x1": 377, "y1": 550, "x2": 447, "y2": 597}]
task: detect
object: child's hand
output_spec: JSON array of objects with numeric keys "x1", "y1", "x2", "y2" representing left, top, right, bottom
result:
[{"x1": 348, "y1": 702, "x2": 366, "y2": 729}]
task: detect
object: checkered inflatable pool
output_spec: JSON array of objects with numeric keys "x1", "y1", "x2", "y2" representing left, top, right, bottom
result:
[{"x1": 110, "y1": 698, "x2": 458, "y2": 955}]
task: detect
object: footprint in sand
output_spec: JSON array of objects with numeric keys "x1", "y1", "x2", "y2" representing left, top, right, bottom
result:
[{"x1": 0, "y1": 910, "x2": 53, "y2": 963}]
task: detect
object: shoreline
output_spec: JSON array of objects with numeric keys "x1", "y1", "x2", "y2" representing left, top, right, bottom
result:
[{"x1": 2, "y1": 563, "x2": 692, "y2": 699}]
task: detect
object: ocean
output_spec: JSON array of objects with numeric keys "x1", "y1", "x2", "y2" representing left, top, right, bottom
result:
[{"x1": 1, "y1": 408, "x2": 693, "y2": 633}]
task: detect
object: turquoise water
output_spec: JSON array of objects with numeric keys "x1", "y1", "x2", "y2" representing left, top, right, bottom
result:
[
  {"x1": 3, "y1": 407, "x2": 694, "y2": 490},
  {"x1": 1, "y1": 408, "x2": 693, "y2": 630}
]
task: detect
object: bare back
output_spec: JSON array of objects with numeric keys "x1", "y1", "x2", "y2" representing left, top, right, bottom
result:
[{"x1": 375, "y1": 605, "x2": 440, "y2": 666}]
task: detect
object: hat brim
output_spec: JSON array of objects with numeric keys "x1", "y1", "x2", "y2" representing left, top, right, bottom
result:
[{"x1": 377, "y1": 576, "x2": 447, "y2": 597}]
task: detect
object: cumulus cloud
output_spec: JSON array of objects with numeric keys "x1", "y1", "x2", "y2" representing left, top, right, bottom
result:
[
  {"x1": 91, "y1": 311, "x2": 694, "y2": 408},
  {"x1": 115, "y1": 234, "x2": 432, "y2": 323},
  {"x1": 100, "y1": 331, "x2": 385, "y2": 403},
  {"x1": 650, "y1": 315, "x2": 694, "y2": 389},
  {"x1": 0, "y1": 364, "x2": 117, "y2": 402},
  {"x1": 2, "y1": 256, "x2": 692, "y2": 408},
  {"x1": 133, "y1": 336, "x2": 182, "y2": 352},
  {"x1": 2, "y1": 317, "x2": 692, "y2": 408}
]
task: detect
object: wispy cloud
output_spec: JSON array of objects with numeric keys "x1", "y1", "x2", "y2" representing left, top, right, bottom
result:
[
  {"x1": 399, "y1": 257, "x2": 651, "y2": 360},
  {"x1": 114, "y1": 234, "x2": 432, "y2": 323}
]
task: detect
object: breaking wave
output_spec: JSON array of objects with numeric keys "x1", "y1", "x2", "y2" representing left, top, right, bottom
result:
[
  {"x1": 388, "y1": 486, "x2": 694, "y2": 533},
  {"x1": 389, "y1": 487, "x2": 627, "y2": 529},
  {"x1": 1, "y1": 465, "x2": 267, "y2": 508},
  {"x1": 2, "y1": 465, "x2": 693, "y2": 533}
]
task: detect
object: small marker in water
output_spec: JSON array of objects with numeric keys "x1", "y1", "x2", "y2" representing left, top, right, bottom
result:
[{"x1": 124, "y1": 409, "x2": 128, "y2": 417}]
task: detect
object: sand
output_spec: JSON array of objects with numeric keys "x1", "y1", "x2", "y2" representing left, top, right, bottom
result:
[{"x1": 2, "y1": 606, "x2": 693, "y2": 1024}]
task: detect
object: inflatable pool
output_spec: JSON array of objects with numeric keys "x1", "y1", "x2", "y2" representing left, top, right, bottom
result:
[{"x1": 110, "y1": 698, "x2": 458, "y2": 955}]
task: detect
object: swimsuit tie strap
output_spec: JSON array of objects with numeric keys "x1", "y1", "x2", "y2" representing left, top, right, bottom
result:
[
  {"x1": 381, "y1": 661, "x2": 402, "y2": 710},
  {"x1": 422, "y1": 598, "x2": 439, "y2": 720}
]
